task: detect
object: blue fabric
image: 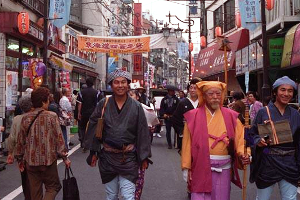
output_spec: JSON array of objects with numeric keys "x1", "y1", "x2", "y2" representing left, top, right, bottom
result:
[
  {"x1": 256, "y1": 179, "x2": 297, "y2": 200},
  {"x1": 272, "y1": 76, "x2": 297, "y2": 90},
  {"x1": 250, "y1": 101, "x2": 300, "y2": 188}
]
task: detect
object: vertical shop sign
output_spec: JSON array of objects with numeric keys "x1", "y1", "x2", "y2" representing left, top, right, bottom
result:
[
  {"x1": 238, "y1": 0, "x2": 261, "y2": 31},
  {"x1": 291, "y1": 25, "x2": 300, "y2": 66},
  {"x1": 269, "y1": 38, "x2": 284, "y2": 66},
  {"x1": 134, "y1": 54, "x2": 142, "y2": 72},
  {"x1": 18, "y1": 12, "x2": 29, "y2": 34},
  {"x1": 256, "y1": 42, "x2": 263, "y2": 69},
  {"x1": 134, "y1": 3, "x2": 142, "y2": 36},
  {"x1": 241, "y1": 46, "x2": 249, "y2": 73},
  {"x1": 235, "y1": 50, "x2": 242, "y2": 75},
  {"x1": 248, "y1": 43, "x2": 257, "y2": 71}
]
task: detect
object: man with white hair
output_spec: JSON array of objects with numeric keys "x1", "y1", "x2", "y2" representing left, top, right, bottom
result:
[{"x1": 181, "y1": 81, "x2": 250, "y2": 200}]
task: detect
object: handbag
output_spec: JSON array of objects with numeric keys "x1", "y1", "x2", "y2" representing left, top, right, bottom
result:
[
  {"x1": 59, "y1": 107, "x2": 71, "y2": 126},
  {"x1": 63, "y1": 167, "x2": 80, "y2": 200},
  {"x1": 257, "y1": 106, "x2": 293, "y2": 145},
  {"x1": 95, "y1": 97, "x2": 109, "y2": 140}
]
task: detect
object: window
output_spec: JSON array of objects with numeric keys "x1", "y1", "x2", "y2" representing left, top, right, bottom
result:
[
  {"x1": 213, "y1": 6, "x2": 223, "y2": 37},
  {"x1": 224, "y1": 0, "x2": 235, "y2": 32}
]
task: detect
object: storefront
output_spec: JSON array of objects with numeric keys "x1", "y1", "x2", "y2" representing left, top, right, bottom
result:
[
  {"x1": 0, "y1": 12, "x2": 66, "y2": 130},
  {"x1": 65, "y1": 25, "x2": 98, "y2": 90},
  {"x1": 193, "y1": 29, "x2": 250, "y2": 92}
]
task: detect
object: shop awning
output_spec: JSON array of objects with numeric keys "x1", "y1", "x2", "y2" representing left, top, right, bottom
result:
[
  {"x1": 193, "y1": 29, "x2": 249, "y2": 78},
  {"x1": 281, "y1": 23, "x2": 300, "y2": 68},
  {"x1": 49, "y1": 55, "x2": 73, "y2": 72}
]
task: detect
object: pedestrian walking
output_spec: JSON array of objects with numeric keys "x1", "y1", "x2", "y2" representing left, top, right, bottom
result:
[
  {"x1": 231, "y1": 91, "x2": 246, "y2": 124},
  {"x1": 77, "y1": 78, "x2": 101, "y2": 149},
  {"x1": 15, "y1": 87, "x2": 71, "y2": 200},
  {"x1": 159, "y1": 87, "x2": 180, "y2": 149},
  {"x1": 59, "y1": 88, "x2": 73, "y2": 149},
  {"x1": 48, "y1": 93, "x2": 60, "y2": 116},
  {"x1": 137, "y1": 87, "x2": 149, "y2": 106},
  {"x1": 6, "y1": 95, "x2": 32, "y2": 200},
  {"x1": 85, "y1": 69, "x2": 151, "y2": 200},
  {"x1": 172, "y1": 78, "x2": 200, "y2": 154},
  {"x1": 181, "y1": 81, "x2": 250, "y2": 200},
  {"x1": 249, "y1": 76, "x2": 300, "y2": 200},
  {"x1": 246, "y1": 91, "x2": 263, "y2": 124}
]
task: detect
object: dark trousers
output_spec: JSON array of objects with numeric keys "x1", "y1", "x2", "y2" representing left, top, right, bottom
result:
[
  {"x1": 26, "y1": 161, "x2": 62, "y2": 200},
  {"x1": 21, "y1": 168, "x2": 31, "y2": 200},
  {"x1": 165, "y1": 119, "x2": 173, "y2": 146},
  {"x1": 78, "y1": 115, "x2": 89, "y2": 147},
  {"x1": 60, "y1": 125, "x2": 68, "y2": 150}
]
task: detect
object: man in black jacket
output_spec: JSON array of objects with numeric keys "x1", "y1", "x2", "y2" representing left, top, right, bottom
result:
[
  {"x1": 171, "y1": 78, "x2": 200, "y2": 153},
  {"x1": 78, "y1": 78, "x2": 102, "y2": 149},
  {"x1": 159, "y1": 88, "x2": 179, "y2": 149}
]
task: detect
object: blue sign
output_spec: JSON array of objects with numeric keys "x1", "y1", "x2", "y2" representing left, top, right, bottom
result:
[
  {"x1": 108, "y1": 57, "x2": 118, "y2": 73},
  {"x1": 49, "y1": 0, "x2": 71, "y2": 28},
  {"x1": 238, "y1": 0, "x2": 261, "y2": 31},
  {"x1": 177, "y1": 42, "x2": 189, "y2": 59}
]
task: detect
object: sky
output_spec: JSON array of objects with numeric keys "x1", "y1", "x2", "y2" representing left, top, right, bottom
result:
[{"x1": 137, "y1": 0, "x2": 201, "y2": 53}]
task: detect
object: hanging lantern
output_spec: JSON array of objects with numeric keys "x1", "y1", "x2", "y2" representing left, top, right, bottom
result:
[
  {"x1": 18, "y1": 12, "x2": 29, "y2": 35},
  {"x1": 189, "y1": 43, "x2": 194, "y2": 51},
  {"x1": 215, "y1": 26, "x2": 222, "y2": 37},
  {"x1": 266, "y1": 0, "x2": 275, "y2": 10},
  {"x1": 236, "y1": 12, "x2": 241, "y2": 28},
  {"x1": 200, "y1": 36, "x2": 206, "y2": 48}
]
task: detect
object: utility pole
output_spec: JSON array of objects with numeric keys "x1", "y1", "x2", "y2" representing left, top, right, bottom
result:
[
  {"x1": 43, "y1": 0, "x2": 49, "y2": 87},
  {"x1": 261, "y1": 0, "x2": 270, "y2": 100},
  {"x1": 188, "y1": 16, "x2": 192, "y2": 80}
]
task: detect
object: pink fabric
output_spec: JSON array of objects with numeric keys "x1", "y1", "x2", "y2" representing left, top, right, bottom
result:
[
  {"x1": 184, "y1": 106, "x2": 240, "y2": 193},
  {"x1": 191, "y1": 158, "x2": 231, "y2": 200},
  {"x1": 208, "y1": 134, "x2": 229, "y2": 149}
]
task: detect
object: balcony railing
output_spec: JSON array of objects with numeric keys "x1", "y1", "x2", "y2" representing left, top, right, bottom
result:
[
  {"x1": 266, "y1": 0, "x2": 300, "y2": 23},
  {"x1": 18, "y1": 0, "x2": 44, "y2": 16}
]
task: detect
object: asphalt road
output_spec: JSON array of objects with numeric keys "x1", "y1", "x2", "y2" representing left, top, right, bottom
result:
[{"x1": 0, "y1": 129, "x2": 299, "y2": 200}]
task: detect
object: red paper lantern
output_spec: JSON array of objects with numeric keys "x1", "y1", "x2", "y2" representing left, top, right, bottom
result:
[
  {"x1": 266, "y1": 0, "x2": 275, "y2": 10},
  {"x1": 236, "y1": 12, "x2": 241, "y2": 28},
  {"x1": 189, "y1": 43, "x2": 194, "y2": 51},
  {"x1": 18, "y1": 12, "x2": 29, "y2": 35},
  {"x1": 200, "y1": 36, "x2": 206, "y2": 48},
  {"x1": 215, "y1": 26, "x2": 222, "y2": 37}
]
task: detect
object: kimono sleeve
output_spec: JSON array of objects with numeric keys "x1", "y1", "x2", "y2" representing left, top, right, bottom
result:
[
  {"x1": 136, "y1": 103, "x2": 152, "y2": 164},
  {"x1": 84, "y1": 98, "x2": 106, "y2": 152},
  {"x1": 181, "y1": 123, "x2": 191, "y2": 170}
]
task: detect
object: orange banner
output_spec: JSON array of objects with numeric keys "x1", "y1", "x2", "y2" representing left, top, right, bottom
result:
[{"x1": 77, "y1": 35, "x2": 150, "y2": 53}]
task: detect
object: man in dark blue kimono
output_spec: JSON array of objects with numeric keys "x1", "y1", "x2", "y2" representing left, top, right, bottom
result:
[
  {"x1": 85, "y1": 69, "x2": 151, "y2": 200},
  {"x1": 250, "y1": 76, "x2": 300, "y2": 200}
]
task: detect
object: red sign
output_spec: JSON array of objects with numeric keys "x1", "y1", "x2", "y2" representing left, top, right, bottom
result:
[
  {"x1": 194, "y1": 29, "x2": 249, "y2": 78},
  {"x1": 134, "y1": 54, "x2": 142, "y2": 72},
  {"x1": 134, "y1": 3, "x2": 142, "y2": 36},
  {"x1": 18, "y1": 12, "x2": 29, "y2": 34}
]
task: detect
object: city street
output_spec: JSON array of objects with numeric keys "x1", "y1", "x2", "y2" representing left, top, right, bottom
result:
[{"x1": 0, "y1": 128, "x2": 297, "y2": 200}]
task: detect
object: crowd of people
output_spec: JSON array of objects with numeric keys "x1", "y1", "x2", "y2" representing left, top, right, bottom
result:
[{"x1": 0, "y1": 70, "x2": 300, "y2": 200}]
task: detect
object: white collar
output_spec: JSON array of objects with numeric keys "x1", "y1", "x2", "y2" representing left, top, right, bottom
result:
[{"x1": 187, "y1": 98, "x2": 199, "y2": 108}]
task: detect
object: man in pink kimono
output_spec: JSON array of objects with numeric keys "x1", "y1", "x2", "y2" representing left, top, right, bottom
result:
[{"x1": 181, "y1": 81, "x2": 250, "y2": 200}]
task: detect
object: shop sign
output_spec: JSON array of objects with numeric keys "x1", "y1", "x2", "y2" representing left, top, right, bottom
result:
[
  {"x1": 66, "y1": 27, "x2": 97, "y2": 68},
  {"x1": 6, "y1": 71, "x2": 18, "y2": 107},
  {"x1": 49, "y1": 55, "x2": 73, "y2": 72},
  {"x1": 18, "y1": 12, "x2": 29, "y2": 34},
  {"x1": 77, "y1": 35, "x2": 151, "y2": 54},
  {"x1": 291, "y1": 24, "x2": 300, "y2": 66},
  {"x1": 28, "y1": 23, "x2": 43, "y2": 41},
  {"x1": 238, "y1": 0, "x2": 261, "y2": 31},
  {"x1": 256, "y1": 43, "x2": 263, "y2": 69},
  {"x1": 281, "y1": 24, "x2": 298, "y2": 68},
  {"x1": 134, "y1": 3, "x2": 142, "y2": 36},
  {"x1": 134, "y1": 54, "x2": 143, "y2": 73},
  {"x1": 248, "y1": 43, "x2": 257, "y2": 71},
  {"x1": 269, "y1": 38, "x2": 284, "y2": 66},
  {"x1": 235, "y1": 50, "x2": 242, "y2": 75},
  {"x1": 241, "y1": 47, "x2": 249, "y2": 73}
]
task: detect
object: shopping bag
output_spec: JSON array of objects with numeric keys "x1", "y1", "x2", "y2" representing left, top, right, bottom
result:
[{"x1": 63, "y1": 167, "x2": 80, "y2": 200}]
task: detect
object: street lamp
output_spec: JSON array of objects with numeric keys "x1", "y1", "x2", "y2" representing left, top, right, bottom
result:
[
  {"x1": 162, "y1": 24, "x2": 171, "y2": 38},
  {"x1": 174, "y1": 27, "x2": 183, "y2": 38},
  {"x1": 166, "y1": 12, "x2": 194, "y2": 80}
]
